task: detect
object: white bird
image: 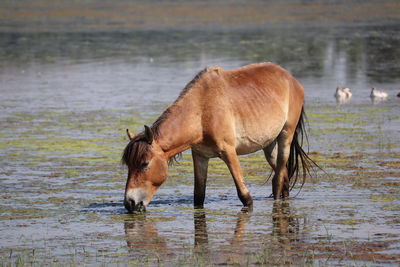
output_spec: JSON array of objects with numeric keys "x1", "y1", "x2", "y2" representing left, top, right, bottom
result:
[
  {"x1": 335, "y1": 87, "x2": 352, "y2": 104},
  {"x1": 370, "y1": 88, "x2": 388, "y2": 99}
]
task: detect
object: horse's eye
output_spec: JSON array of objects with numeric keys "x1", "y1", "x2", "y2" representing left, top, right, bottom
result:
[{"x1": 140, "y1": 162, "x2": 149, "y2": 169}]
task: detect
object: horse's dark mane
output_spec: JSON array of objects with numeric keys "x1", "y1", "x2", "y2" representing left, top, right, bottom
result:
[
  {"x1": 121, "y1": 134, "x2": 150, "y2": 171},
  {"x1": 121, "y1": 133, "x2": 155, "y2": 170},
  {"x1": 122, "y1": 134, "x2": 181, "y2": 169},
  {"x1": 122, "y1": 68, "x2": 209, "y2": 169},
  {"x1": 151, "y1": 67, "x2": 208, "y2": 139}
]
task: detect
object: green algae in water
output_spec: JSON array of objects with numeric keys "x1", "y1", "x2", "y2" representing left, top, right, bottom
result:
[{"x1": 1, "y1": 24, "x2": 400, "y2": 267}]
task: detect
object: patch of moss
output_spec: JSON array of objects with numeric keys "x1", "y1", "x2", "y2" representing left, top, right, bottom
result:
[
  {"x1": 371, "y1": 194, "x2": 398, "y2": 202},
  {"x1": 334, "y1": 218, "x2": 367, "y2": 226}
]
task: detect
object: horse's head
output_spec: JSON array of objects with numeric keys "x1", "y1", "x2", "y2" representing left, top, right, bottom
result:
[{"x1": 122, "y1": 125, "x2": 168, "y2": 213}]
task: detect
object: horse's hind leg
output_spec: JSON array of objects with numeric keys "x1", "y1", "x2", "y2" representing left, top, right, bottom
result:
[
  {"x1": 263, "y1": 140, "x2": 278, "y2": 197},
  {"x1": 263, "y1": 140, "x2": 278, "y2": 173},
  {"x1": 192, "y1": 150, "x2": 209, "y2": 208},
  {"x1": 272, "y1": 129, "x2": 295, "y2": 199}
]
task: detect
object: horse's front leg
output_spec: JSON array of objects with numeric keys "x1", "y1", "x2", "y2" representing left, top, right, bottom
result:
[
  {"x1": 221, "y1": 147, "x2": 253, "y2": 207},
  {"x1": 192, "y1": 150, "x2": 209, "y2": 208}
]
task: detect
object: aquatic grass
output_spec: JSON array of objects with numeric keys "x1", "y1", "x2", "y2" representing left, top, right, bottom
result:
[
  {"x1": 0, "y1": 23, "x2": 400, "y2": 267},
  {"x1": 334, "y1": 219, "x2": 367, "y2": 226},
  {"x1": 0, "y1": 87, "x2": 399, "y2": 267},
  {"x1": 0, "y1": 223, "x2": 396, "y2": 266},
  {"x1": 371, "y1": 194, "x2": 398, "y2": 202}
]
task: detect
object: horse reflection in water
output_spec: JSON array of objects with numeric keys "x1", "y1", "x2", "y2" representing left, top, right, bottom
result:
[
  {"x1": 192, "y1": 208, "x2": 252, "y2": 261},
  {"x1": 194, "y1": 210, "x2": 209, "y2": 249},
  {"x1": 271, "y1": 201, "x2": 303, "y2": 265},
  {"x1": 124, "y1": 215, "x2": 167, "y2": 258},
  {"x1": 272, "y1": 201, "x2": 301, "y2": 243},
  {"x1": 192, "y1": 203, "x2": 304, "y2": 265},
  {"x1": 124, "y1": 203, "x2": 305, "y2": 265}
]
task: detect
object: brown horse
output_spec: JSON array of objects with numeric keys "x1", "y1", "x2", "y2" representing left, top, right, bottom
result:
[{"x1": 122, "y1": 62, "x2": 314, "y2": 213}]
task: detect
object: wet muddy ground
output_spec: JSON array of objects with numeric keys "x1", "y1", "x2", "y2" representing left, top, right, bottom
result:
[{"x1": 1, "y1": 2, "x2": 400, "y2": 266}]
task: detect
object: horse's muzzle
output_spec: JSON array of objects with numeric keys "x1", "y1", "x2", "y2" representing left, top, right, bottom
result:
[{"x1": 124, "y1": 198, "x2": 146, "y2": 213}]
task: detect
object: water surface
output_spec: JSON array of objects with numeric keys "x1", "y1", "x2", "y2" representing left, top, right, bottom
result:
[{"x1": 0, "y1": 25, "x2": 400, "y2": 265}]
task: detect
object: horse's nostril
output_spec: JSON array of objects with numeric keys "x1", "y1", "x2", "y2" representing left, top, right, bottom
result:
[
  {"x1": 124, "y1": 195, "x2": 146, "y2": 213},
  {"x1": 124, "y1": 198, "x2": 136, "y2": 213}
]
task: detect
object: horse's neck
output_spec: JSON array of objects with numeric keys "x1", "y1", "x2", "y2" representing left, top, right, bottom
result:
[{"x1": 155, "y1": 96, "x2": 202, "y2": 159}]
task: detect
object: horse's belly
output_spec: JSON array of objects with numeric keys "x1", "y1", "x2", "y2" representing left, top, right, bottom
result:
[
  {"x1": 234, "y1": 121, "x2": 284, "y2": 155},
  {"x1": 191, "y1": 144, "x2": 221, "y2": 158},
  {"x1": 235, "y1": 135, "x2": 273, "y2": 155}
]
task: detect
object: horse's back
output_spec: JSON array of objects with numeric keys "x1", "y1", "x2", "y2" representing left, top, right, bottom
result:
[
  {"x1": 224, "y1": 62, "x2": 302, "y2": 99},
  {"x1": 225, "y1": 62, "x2": 304, "y2": 119},
  {"x1": 198, "y1": 63, "x2": 304, "y2": 155}
]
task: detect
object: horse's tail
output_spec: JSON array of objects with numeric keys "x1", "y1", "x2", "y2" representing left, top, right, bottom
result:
[{"x1": 287, "y1": 106, "x2": 319, "y2": 192}]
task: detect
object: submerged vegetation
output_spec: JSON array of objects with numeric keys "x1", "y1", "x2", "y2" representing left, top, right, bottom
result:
[
  {"x1": 0, "y1": 99, "x2": 399, "y2": 265},
  {"x1": 1, "y1": 10, "x2": 400, "y2": 264}
]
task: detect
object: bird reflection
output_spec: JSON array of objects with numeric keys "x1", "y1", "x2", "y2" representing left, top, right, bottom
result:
[
  {"x1": 370, "y1": 88, "x2": 389, "y2": 104},
  {"x1": 335, "y1": 87, "x2": 352, "y2": 104}
]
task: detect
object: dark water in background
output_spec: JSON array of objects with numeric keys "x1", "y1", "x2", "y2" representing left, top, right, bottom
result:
[
  {"x1": 1, "y1": 26, "x2": 400, "y2": 115},
  {"x1": 0, "y1": 24, "x2": 400, "y2": 265}
]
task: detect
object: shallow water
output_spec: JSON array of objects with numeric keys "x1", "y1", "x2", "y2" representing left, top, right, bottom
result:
[{"x1": 1, "y1": 25, "x2": 400, "y2": 266}]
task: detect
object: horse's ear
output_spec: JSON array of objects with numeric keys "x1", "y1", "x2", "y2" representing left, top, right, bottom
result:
[
  {"x1": 126, "y1": 129, "x2": 135, "y2": 140},
  {"x1": 144, "y1": 125, "x2": 153, "y2": 144}
]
